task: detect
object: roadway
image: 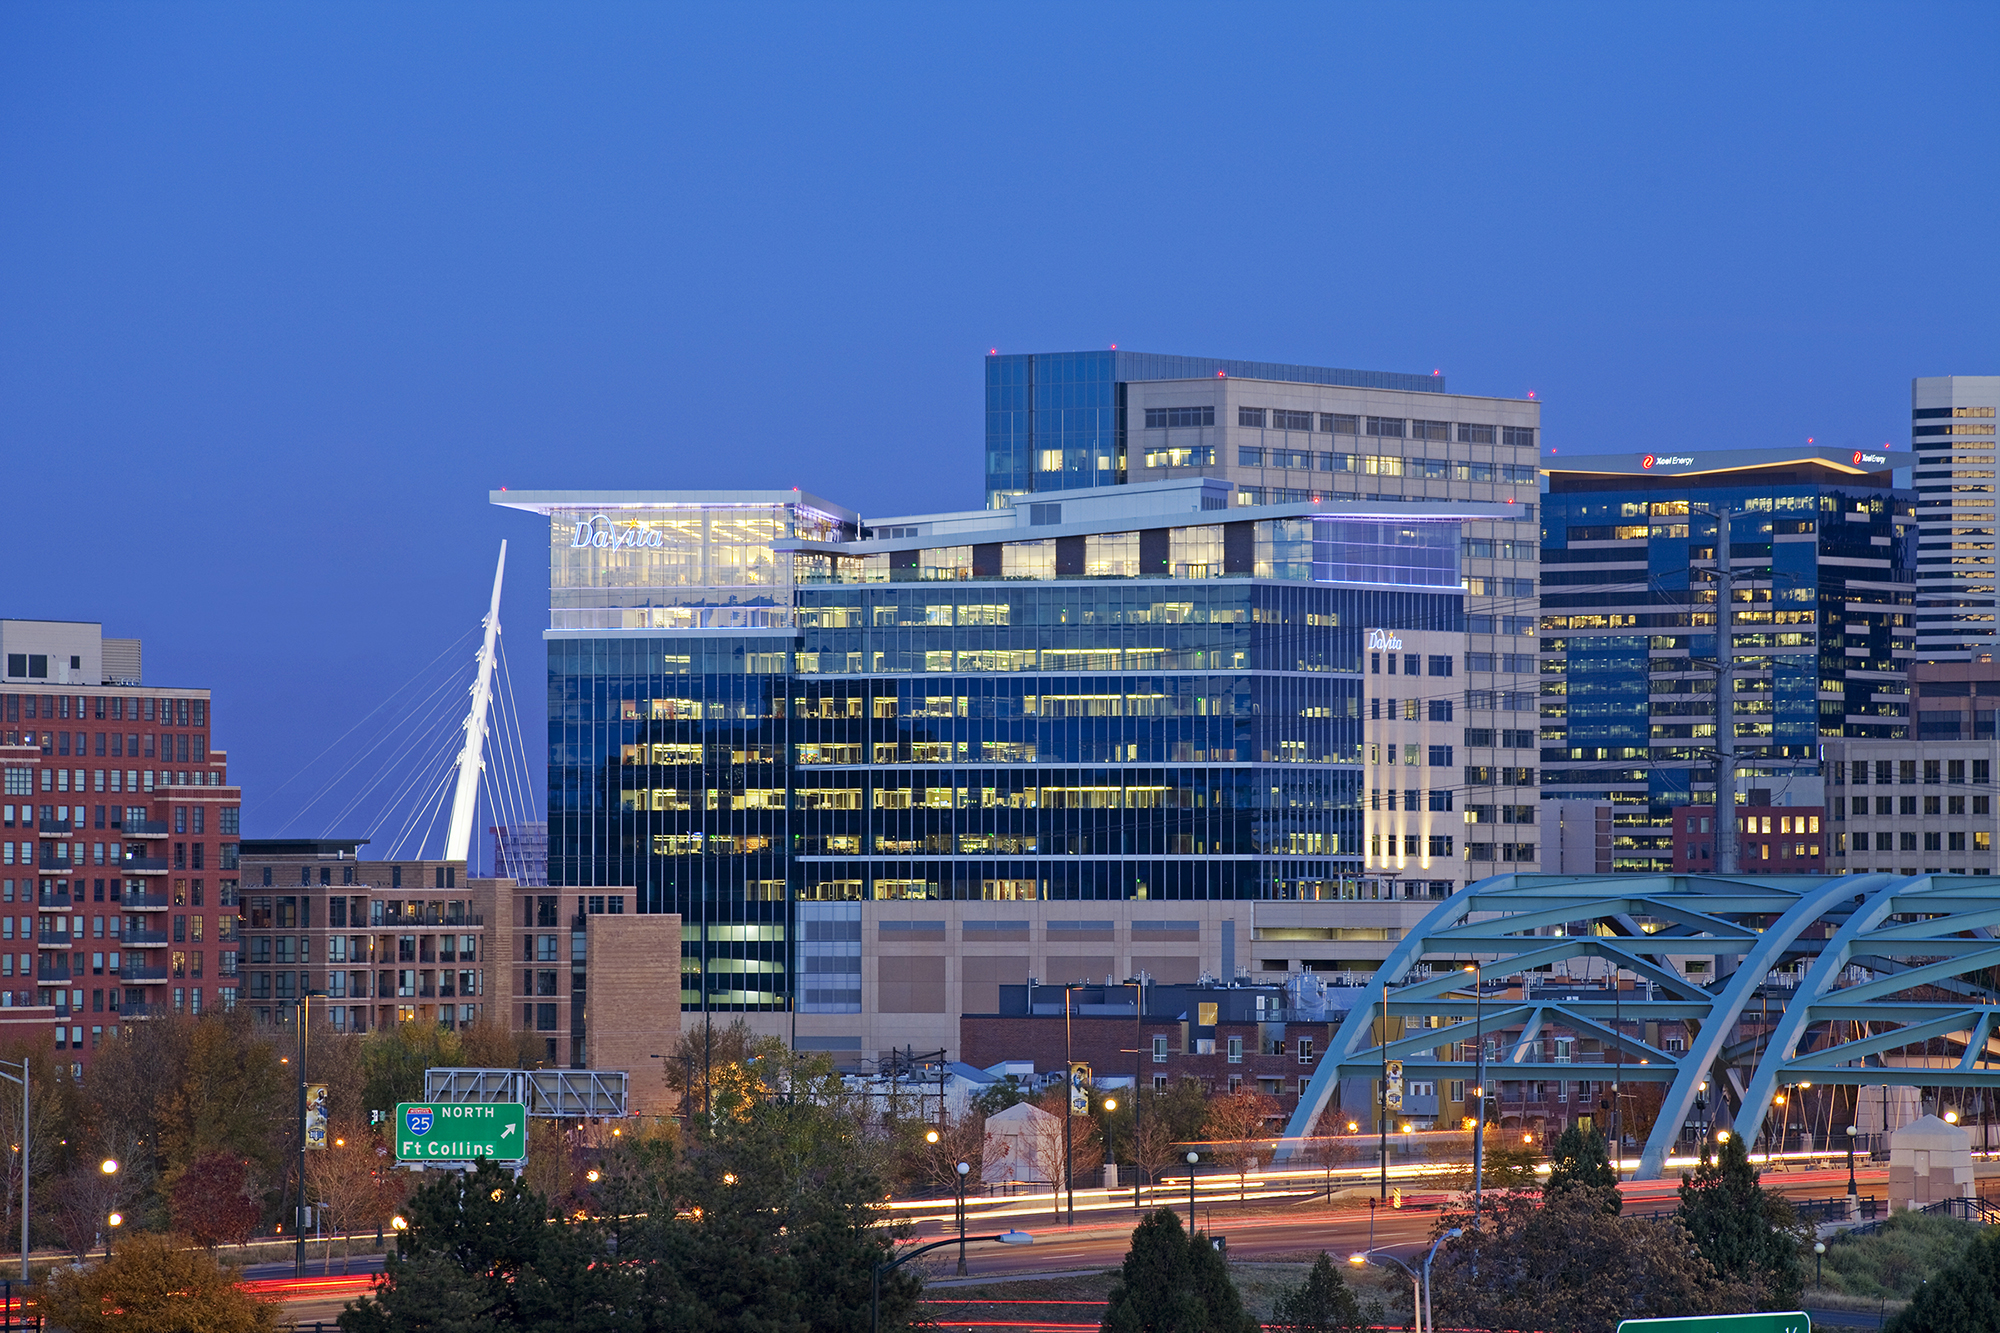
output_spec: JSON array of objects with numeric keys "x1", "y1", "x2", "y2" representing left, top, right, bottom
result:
[{"x1": 249, "y1": 1163, "x2": 1891, "y2": 1322}]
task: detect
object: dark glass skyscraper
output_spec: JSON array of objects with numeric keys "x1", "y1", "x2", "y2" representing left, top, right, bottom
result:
[{"x1": 1539, "y1": 448, "x2": 1915, "y2": 872}]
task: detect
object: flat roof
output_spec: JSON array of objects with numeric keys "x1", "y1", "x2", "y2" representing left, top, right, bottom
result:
[
  {"x1": 993, "y1": 349, "x2": 1449, "y2": 395},
  {"x1": 239, "y1": 838, "x2": 371, "y2": 857},
  {"x1": 489, "y1": 489, "x2": 858, "y2": 521},
  {"x1": 782, "y1": 497, "x2": 1519, "y2": 555},
  {"x1": 1544, "y1": 445, "x2": 1902, "y2": 483}
]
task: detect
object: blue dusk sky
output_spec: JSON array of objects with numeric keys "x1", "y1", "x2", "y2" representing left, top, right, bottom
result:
[{"x1": 2, "y1": 4, "x2": 1994, "y2": 860}]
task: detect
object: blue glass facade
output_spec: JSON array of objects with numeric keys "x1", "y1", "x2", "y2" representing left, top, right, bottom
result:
[
  {"x1": 1540, "y1": 463, "x2": 1914, "y2": 871},
  {"x1": 985, "y1": 351, "x2": 1447, "y2": 508},
  {"x1": 531, "y1": 497, "x2": 1464, "y2": 1013}
]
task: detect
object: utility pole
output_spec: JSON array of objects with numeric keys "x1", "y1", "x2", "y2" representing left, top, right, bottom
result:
[
  {"x1": 294, "y1": 994, "x2": 311, "y2": 1278},
  {"x1": 1378, "y1": 1008, "x2": 1389, "y2": 1201},
  {"x1": 1471, "y1": 968, "x2": 1484, "y2": 1224},
  {"x1": 1713, "y1": 512, "x2": 1741, "y2": 873},
  {"x1": 1064, "y1": 988, "x2": 1074, "y2": 1225}
]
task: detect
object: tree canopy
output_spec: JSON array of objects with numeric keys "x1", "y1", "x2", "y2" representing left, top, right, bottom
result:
[
  {"x1": 1429, "y1": 1188, "x2": 1740, "y2": 1332},
  {"x1": 1543, "y1": 1122, "x2": 1620, "y2": 1213},
  {"x1": 1271, "y1": 1252, "x2": 1373, "y2": 1333},
  {"x1": 1675, "y1": 1132, "x2": 1808, "y2": 1309},
  {"x1": 341, "y1": 1046, "x2": 920, "y2": 1333},
  {"x1": 38, "y1": 1231, "x2": 281, "y2": 1333},
  {"x1": 1885, "y1": 1226, "x2": 2000, "y2": 1333},
  {"x1": 1100, "y1": 1208, "x2": 1258, "y2": 1333}
]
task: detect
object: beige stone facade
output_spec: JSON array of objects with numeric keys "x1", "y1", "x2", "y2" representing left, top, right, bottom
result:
[{"x1": 580, "y1": 909, "x2": 681, "y2": 1113}]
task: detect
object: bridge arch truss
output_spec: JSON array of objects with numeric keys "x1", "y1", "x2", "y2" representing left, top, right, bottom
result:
[{"x1": 1279, "y1": 872, "x2": 2000, "y2": 1179}]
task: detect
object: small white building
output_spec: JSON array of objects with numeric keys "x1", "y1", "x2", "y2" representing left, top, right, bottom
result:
[{"x1": 982, "y1": 1101, "x2": 1061, "y2": 1186}]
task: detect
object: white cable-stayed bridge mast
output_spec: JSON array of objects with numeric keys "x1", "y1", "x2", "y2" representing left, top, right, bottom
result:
[{"x1": 444, "y1": 541, "x2": 506, "y2": 864}]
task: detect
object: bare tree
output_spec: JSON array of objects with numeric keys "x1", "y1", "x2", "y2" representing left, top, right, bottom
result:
[
  {"x1": 1204, "y1": 1087, "x2": 1280, "y2": 1201},
  {"x1": 308, "y1": 1133, "x2": 397, "y2": 1272},
  {"x1": 1133, "y1": 1116, "x2": 1185, "y2": 1204},
  {"x1": 49, "y1": 1163, "x2": 121, "y2": 1261},
  {"x1": 1019, "y1": 1089, "x2": 1100, "y2": 1220}
]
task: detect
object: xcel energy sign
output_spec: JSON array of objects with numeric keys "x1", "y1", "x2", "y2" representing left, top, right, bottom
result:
[{"x1": 395, "y1": 1102, "x2": 528, "y2": 1164}]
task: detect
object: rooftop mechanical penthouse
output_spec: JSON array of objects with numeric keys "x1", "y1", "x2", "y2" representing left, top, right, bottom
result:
[{"x1": 496, "y1": 480, "x2": 1506, "y2": 1059}]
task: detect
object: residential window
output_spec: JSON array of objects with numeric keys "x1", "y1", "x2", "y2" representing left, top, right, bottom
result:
[
  {"x1": 1153, "y1": 1034, "x2": 1169, "y2": 1063},
  {"x1": 1272, "y1": 409, "x2": 1313, "y2": 432},
  {"x1": 1365, "y1": 417, "x2": 1405, "y2": 438},
  {"x1": 1457, "y1": 423, "x2": 1495, "y2": 444},
  {"x1": 1412, "y1": 420, "x2": 1449, "y2": 442},
  {"x1": 1237, "y1": 447, "x2": 1265, "y2": 466},
  {"x1": 1320, "y1": 413, "x2": 1358, "y2": 434},
  {"x1": 1227, "y1": 1035, "x2": 1243, "y2": 1063},
  {"x1": 1501, "y1": 426, "x2": 1536, "y2": 448},
  {"x1": 1237, "y1": 407, "x2": 1266, "y2": 429}
]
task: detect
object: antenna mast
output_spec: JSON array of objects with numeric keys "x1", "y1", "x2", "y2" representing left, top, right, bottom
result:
[{"x1": 445, "y1": 541, "x2": 506, "y2": 865}]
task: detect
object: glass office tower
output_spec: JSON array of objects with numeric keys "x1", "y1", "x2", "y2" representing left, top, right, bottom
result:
[
  {"x1": 1539, "y1": 449, "x2": 1915, "y2": 872},
  {"x1": 503, "y1": 484, "x2": 1474, "y2": 1017},
  {"x1": 985, "y1": 350, "x2": 1445, "y2": 508}
]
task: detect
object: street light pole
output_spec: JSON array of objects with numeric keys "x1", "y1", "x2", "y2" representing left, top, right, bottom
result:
[
  {"x1": 295, "y1": 992, "x2": 309, "y2": 1277},
  {"x1": 954, "y1": 1161, "x2": 970, "y2": 1276},
  {"x1": 1379, "y1": 1024, "x2": 1388, "y2": 1202},
  {"x1": 1129, "y1": 975, "x2": 1144, "y2": 1209},
  {"x1": 1350, "y1": 1230, "x2": 1461, "y2": 1333},
  {"x1": 1467, "y1": 965, "x2": 1484, "y2": 1226},
  {"x1": 0, "y1": 1057, "x2": 29, "y2": 1280},
  {"x1": 1424, "y1": 1228, "x2": 1463, "y2": 1333},
  {"x1": 293, "y1": 989, "x2": 326, "y2": 1278},
  {"x1": 1185, "y1": 1150, "x2": 1199, "y2": 1232},
  {"x1": 1350, "y1": 1249, "x2": 1422, "y2": 1333},
  {"x1": 1064, "y1": 987, "x2": 1074, "y2": 1226},
  {"x1": 97, "y1": 1159, "x2": 118, "y2": 1261}
]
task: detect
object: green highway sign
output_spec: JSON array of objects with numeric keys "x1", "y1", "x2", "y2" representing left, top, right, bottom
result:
[
  {"x1": 395, "y1": 1102, "x2": 528, "y2": 1164},
  {"x1": 1618, "y1": 1313, "x2": 1809, "y2": 1333}
]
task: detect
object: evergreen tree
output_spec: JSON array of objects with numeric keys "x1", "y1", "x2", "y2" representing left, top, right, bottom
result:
[
  {"x1": 1543, "y1": 1122, "x2": 1620, "y2": 1213},
  {"x1": 1886, "y1": 1226, "x2": 2000, "y2": 1333},
  {"x1": 340, "y1": 1048, "x2": 920, "y2": 1333},
  {"x1": 340, "y1": 1159, "x2": 552, "y2": 1332},
  {"x1": 1675, "y1": 1133, "x2": 1805, "y2": 1308},
  {"x1": 1101, "y1": 1208, "x2": 1259, "y2": 1333},
  {"x1": 1272, "y1": 1252, "x2": 1373, "y2": 1333}
]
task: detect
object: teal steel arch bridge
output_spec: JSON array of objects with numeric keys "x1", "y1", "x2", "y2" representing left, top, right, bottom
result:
[{"x1": 1279, "y1": 872, "x2": 2000, "y2": 1180}]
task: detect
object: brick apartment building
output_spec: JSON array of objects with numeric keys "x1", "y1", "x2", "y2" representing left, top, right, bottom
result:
[
  {"x1": 236, "y1": 839, "x2": 510, "y2": 1034},
  {"x1": 1671, "y1": 802, "x2": 1827, "y2": 873},
  {"x1": 237, "y1": 841, "x2": 679, "y2": 1104},
  {"x1": 1, "y1": 619, "x2": 241, "y2": 1071},
  {"x1": 959, "y1": 980, "x2": 1360, "y2": 1125}
]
